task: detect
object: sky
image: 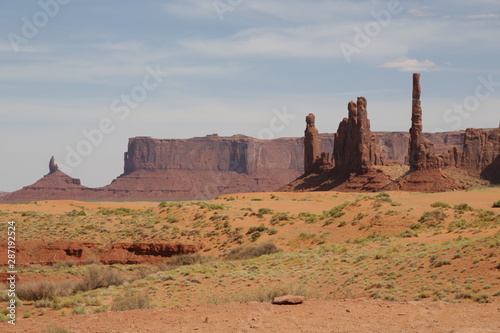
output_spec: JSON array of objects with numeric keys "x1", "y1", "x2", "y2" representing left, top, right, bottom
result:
[{"x1": 0, "y1": 0, "x2": 499, "y2": 192}]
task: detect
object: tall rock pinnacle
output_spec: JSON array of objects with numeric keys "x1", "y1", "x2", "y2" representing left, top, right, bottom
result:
[
  {"x1": 408, "y1": 73, "x2": 439, "y2": 171},
  {"x1": 49, "y1": 156, "x2": 59, "y2": 174},
  {"x1": 304, "y1": 113, "x2": 322, "y2": 174}
]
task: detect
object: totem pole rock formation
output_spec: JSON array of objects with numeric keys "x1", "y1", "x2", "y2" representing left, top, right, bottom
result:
[
  {"x1": 49, "y1": 156, "x2": 59, "y2": 173},
  {"x1": 408, "y1": 73, "x2": 439, "y2": 171},
  {"x1": 304, "y1": 113, "x2": 323, "y2": 174},
  {"x1": 333, "y1": 97, "x2": 384, "y2": 173}
]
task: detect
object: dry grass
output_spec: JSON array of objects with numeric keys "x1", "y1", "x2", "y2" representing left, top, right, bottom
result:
[
  {"x1": 224, "y1": 243, "x2": 282, "y2": 260},
  {"x1": 207, "y1": 283, "x2": 317, "y2": 304},
  {"x1": 17, "y1": 281, "x2": 73, "y2": 301},
  {"x1": 111, "y1": 290, "x2": 151, "y2": 311},
  {"x1": 75, "y1": 265, "x2": 125, "y2": 292}
]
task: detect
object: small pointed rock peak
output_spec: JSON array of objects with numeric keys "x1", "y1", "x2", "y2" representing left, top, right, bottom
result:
[
  {"x1": 306, "y1": 113, "x2": 316, "y2": 126},
  {"x1": 49, "y1": 156, "x2": 59, "y2": 173}
]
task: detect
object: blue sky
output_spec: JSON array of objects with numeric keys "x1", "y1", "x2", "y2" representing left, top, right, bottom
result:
[{"x1": 1, "y1": 0, "x2": 499, "y2": 191}]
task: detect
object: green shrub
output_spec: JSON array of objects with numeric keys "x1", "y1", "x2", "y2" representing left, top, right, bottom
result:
[
  {"x1": 270, "y1": 213, "x2": 290, "y2": 225},
  {"x1": 164, "y1": 253, "x2": 209, "y2": 269},
  {"x1": 473, "y1": 293, "x2": 492, "y2": 303},
  {"x1": 111, "y1": 291, "x2": 151, "y2": 311},
  {"x1": 247, "y1": 223, "x2": 268, "y2": 234},
  {"x1": 71, "y1": 306, "x2": 87, "y2": 315},
  {"x1": 267, "y1": 228, "x2": 278, "y2": 235},
  {"x1": 448, "y1": 219, "x2": 468, "y2": 231},
  {"x1": 454, "y1": 203, "x2": 473, "y2": 213},
  {"x1": 93, "y1": 305, "x2": 108, "y2": 313},
  {"x1": 98, "y1": 207, "x2": 136, "y2": 216},
  {"x1": 430, "y1": 202, "x2": 450, "y2": 208},
  {"x1": 375, "y1": 193, "x2": 392, "y2": 203},
  {"x1": 493, "y1": 200, "x2": 500, "y2": 208},
  {"x1": 322, "y1": 202, "x2": 348, "y2": 219},
  {"x1": 166, "y1": 216, "x2": 179, "y2": 223},
  {"x1": 224, "y1": 243, "x2": 281, "y2": 260},
  {"x1": 258, "y1": 208, "x2": 274, "y2": 215},
  {"x1": 251, "y1": 232, "x2": 262, "y2": 242},
  {"x1": 159, "y1": 202, "x2": 182, "y2": 208},
  {"x1": 46, "y1": 325, "x2": 74, "y2": 333},
  {"x1": 297, "y1": 233, "x2": 315, "y2": 240},
  {"x1": 398, "y1": 230, "x2": 418, "y2": 238},
  {"x1": 34, "y1": 299, "x2": 53, "y2": 308},
  {"x1": 419, "y1": 209, "x2": 448, "y2": 227},
  {"x1": 193, "y1": 212, "x2": 205, "y2": 220},
  {"x1": 66, "y1": 210, "x2": 86, "y2": 217}
]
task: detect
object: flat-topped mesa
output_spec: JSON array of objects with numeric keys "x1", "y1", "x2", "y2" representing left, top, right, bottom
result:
[
  {"x1": 49, "y1": 156, "x2": 59, "y2": 173},
  {"x1": 304, "y1": 113, "x2": 323, "y2": 174},
  {"x1": 333, "y1": 97, "x2": 384, "y2": 173},
  {"x1": 408, "y1": 73, "x2": 440, "y2": 171}
]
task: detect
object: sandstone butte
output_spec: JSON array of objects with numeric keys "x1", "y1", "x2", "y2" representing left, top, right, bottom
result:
[
  {"x1": 1, "y1": 74, "x2": 498, "y2": 202},
  {"x1": 283, "y1": 73, "x2": 499, "y2": 192}
]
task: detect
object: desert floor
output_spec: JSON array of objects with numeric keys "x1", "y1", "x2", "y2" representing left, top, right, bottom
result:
[
  {"x1": 9, "y1": 299, "x2": 500, "y2": 333},
  {"x1": 0, "y1": 188, "x2": 499, "y2": 332}
]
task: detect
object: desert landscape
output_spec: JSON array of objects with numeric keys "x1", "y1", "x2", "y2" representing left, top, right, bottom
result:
[
  {"x1": 1, "y1": 73, "x2": 498, "y2": 333},
  {"x1": 1, "y1": 189, "x2": 500, "y2": 332},
  {"x1": 2, "y1": 1, "x2": 500, "y2": 332}
]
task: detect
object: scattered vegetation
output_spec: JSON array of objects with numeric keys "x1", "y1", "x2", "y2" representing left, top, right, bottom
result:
[
  {"x1": 419, "y1": 209, "x2": 447, "y2": 227},
  {"x1": 258, "y1": 208, "x2": 274, "y2": 215},
  {"x1": 224, "y1": 243, "x2": 281, "y2": 260},
  {"x1": 430, "y1": 201, "x2": 450, "y2": 208},
  {"x1": 111, "y1": 290, "x2": 151, "y2": 311},
  {"x1": 163, "y1": 253, "x2": 211, "y2": 269},
  {"x1": 454, "y1": 203, "x2": 473, "y2": 213},
  {"x1": 46, "y1": 325, "x2": 74, "y2": 333}
]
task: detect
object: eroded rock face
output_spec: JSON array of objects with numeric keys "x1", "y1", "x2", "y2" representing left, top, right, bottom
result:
[
  {"x1": 461, "y1": 127, "x2": 500, "y2": 183},
  {"x1": 333, "y1": 97, "x2": 384, "y2": 173},
  {"x1": 100, "y1": 242, "x2": 203, "y2": 265},
  {"x1": 408, "y1": 73, "x2": 440, "y2": 171},
  {"x1": 0, "y1": 241, "x2": 203, "y2": 266},
  {"x1": 304, "y1": 113, "x2": 323, "y2": 174},
  {"x1": 49, "y1": 156, "x2": 58, "y2": 173},
  {"x1": 461, "y1": 128, "x2": 500, "y2": 169}
]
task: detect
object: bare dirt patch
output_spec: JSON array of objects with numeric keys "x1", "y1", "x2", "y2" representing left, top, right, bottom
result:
[{"x1": 9, "y1": 299, "x2": 500, "y2": 333}]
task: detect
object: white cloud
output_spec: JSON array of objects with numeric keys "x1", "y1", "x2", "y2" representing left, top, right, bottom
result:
[
  {"x1": 163, "y1": 0, "x2": 215, "y2": 19},
  {"x1": 380, "y1": 56, "x2": 439, "y2": 72},
  {"x1": 466, "y1": 14, "x2": 500, "y2": 19},
  {"x1": 179, "y1": 23, "x2": 412, "y2": 61},
  {"x1": 163, "y1": 0, "x2": 384, "y2": 23},
  {"x1": 408, "y1": 7, "x2": 437, "y2": 17},
  {"x1": 91, "y1": 41, "x2": 143, "y2": 51}
]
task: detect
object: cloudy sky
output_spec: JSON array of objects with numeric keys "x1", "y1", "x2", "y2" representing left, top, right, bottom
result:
[{"x1": 1, "y1": 0, "x2": 499, "y2": 192}]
